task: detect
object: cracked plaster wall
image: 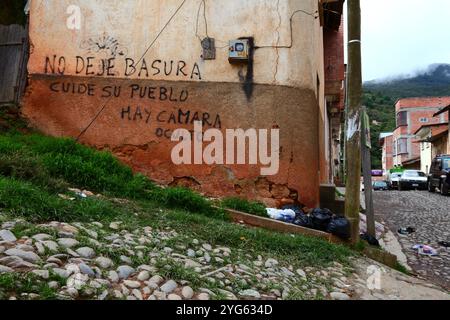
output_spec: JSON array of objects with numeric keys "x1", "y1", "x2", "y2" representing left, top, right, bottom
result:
[{"x1": 22, "y1": 0, "x2": 327, "y2": 207}]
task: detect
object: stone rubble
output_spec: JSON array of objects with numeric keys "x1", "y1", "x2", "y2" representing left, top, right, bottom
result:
[{"x1": 0, "y1": 216, "x2": 447, "y2": 301}]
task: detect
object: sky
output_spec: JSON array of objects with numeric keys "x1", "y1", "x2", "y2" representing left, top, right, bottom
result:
[{"x1": 344, "y1": 0, "x2": 450, "y2": 81}]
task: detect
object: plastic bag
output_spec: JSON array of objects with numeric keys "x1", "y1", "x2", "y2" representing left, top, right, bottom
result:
[
  {"x1": 266, "y1": 208, "x2": 296, "y2": 223},
  {"x1": 311, "y1": 208, "x2": 333, "y2": 231},
  {"x1": 281, "y1": 204, "x2": 304, "y2": 217},
  {"x1": 293, "y1": 214, "x2": 314, "y2": 228},
  {"x1": 360, "y1": 233, "x2": 380, "y2": 247},
  {"x1": 327, "y1": 217, "x2": 351, "y2": 240}
]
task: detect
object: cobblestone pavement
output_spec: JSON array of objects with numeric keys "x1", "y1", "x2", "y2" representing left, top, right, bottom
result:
[{"x1": 373, "y1": 190, "x2": 450, "y2": 290}]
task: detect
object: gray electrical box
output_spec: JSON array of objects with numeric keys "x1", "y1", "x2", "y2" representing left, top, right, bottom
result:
[
  {"x1": 201, "y1": 37, "x2": 216, "y2": 60},
  {"x1": 228, "y1": 39, "x2": 249, "y2": 64}
]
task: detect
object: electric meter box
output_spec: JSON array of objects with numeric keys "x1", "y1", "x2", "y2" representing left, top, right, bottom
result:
[{"x1": 228, "y1": 39, "x2": 250, "y2": 63}]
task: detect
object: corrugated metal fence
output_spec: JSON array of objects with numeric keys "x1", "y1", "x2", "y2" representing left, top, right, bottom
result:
[{"x1": 0, "y1": 24, "x2": 28, "y2": 104}]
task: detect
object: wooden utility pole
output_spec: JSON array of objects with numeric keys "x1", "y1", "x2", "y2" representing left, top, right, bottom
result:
[
  {"x1": 345, "y1": 0, "x2": 362, "y2": 244},
  {"x1": 361, "y1": 107, "x2": 376, "y2": 238}
]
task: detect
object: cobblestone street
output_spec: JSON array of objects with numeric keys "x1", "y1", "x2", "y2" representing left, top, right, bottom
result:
[{"x1": 374, "y1": 190, "x2": 450, "y2": 290}]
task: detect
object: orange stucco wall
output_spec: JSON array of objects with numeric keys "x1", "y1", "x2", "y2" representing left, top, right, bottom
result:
[{"x1": 22, "y1": 0, "x2": 330, "y2": 208}]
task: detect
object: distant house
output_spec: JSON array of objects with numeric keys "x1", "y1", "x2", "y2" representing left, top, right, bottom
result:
[
  {"x1": 414, "y1": 123, "x2": 448, "y2": 173},
  {"x1": 379, "y1": 132, "x2": 393, "y2": 175},
  {"x1": 392, "y1": 97, "x2": 450, "y2": 169}
]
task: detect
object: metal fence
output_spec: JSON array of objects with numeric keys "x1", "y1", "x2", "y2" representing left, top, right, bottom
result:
[{"x1": 0, "y1": 24, "x2": 28, "y2": 104}]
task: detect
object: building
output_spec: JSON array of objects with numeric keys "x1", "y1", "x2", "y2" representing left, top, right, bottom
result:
[
  {"x1": 414, "y1": 123, "x2": 448, "y2": 173},
  {"x1": 433, "y1": 104, "x2": 450, "y2": 155},
  {"x1": 392, "y1": 97, "x2": 450, "y2": 169},
  {"x1": 323, "y1": 4, "x2": 346, "y2": 185},
  {"x1": 379, "y1": 132, "x2": 393, "y2": 175},
  {"x1": 21, "y1": 0, "x2": 346, "y2": 208}
]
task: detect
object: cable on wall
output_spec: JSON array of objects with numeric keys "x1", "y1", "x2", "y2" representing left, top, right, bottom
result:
[
  {"x1": 76, "y1": 0, "x2": 187, "y2": 141},
  {"x1": 255, "y1": 9, "x2": 319, "y2": 49}
]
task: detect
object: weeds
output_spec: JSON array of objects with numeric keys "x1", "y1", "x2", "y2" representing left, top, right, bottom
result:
[
  {"x1": 0, "y1": 177, "x2": 121, "y2": 223},
  {"x1": 0, "y1": 131, "x2": 354, "y2": 269},
  {"x1": 0, "y1": 273, "x2": 58, "y2": 300},
  {"x1": 221, "y1": 197, "x2": 267, "y2": 217}
]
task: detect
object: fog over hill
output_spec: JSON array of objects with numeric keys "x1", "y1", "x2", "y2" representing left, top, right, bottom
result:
[
  {"x1": 362, "y1": 63, "x2": 450, "y2": 169},
  {"x1": 364, "y1": 64, "x2": 450, "y2": 99}
]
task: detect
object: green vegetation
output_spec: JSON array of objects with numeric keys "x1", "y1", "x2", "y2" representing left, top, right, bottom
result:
[
  {"x1": 363, "y1": 91, "x2": 396, "y2": 169},
  {"x1": 221, "y1": 197, "x2": 267, "y2": 217},
  {"x1": 364, "y1": 64, "x2": 450, "y2": 100},
  {"x1": 363, "y1": 63, "x2": 450, "y2": 169},
  {"x1": 0, "y1": 132, "x2": 226, "y2": 221},
  {"x1": 0, "y1": 273, "x2": 59, "y2": 300},
  {"x1": 394, "y1": 262, "x2": 411, "y2": 275},
  {"x1": 0, "y1": 177, "x2": 123, "y2": 223},
  {"x1": 0, "y1": 130, "x2": 353, "y2": 270}
]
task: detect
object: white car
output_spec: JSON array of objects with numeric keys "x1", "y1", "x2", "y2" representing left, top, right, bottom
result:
[
  {"x1": 398, "y1": 170, "x2": 428, "y2": 190},
  {"x1": 388, "y1": 172, "x2": 402, "y2": 189}
]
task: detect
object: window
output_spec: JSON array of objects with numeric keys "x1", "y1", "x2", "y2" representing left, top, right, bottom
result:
[
  {"x1": 443, "y1": 158, "x2": 450, "y2": 170},
  {"x1": 419, "y1": 117, "x2": 429, "y2": 123},
  {"x1": 396, "y1": 111, "x2": 408, "y2": 127},
  {"x1": 403, "y1": 171, "x2": 426, "y2": 177},
  {"x1": 397, "y1": 138, "x2": 408, "y2": 155}
]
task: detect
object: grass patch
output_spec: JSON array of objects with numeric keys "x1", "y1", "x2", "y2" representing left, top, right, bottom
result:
[
  {"x1": 0, "y1": 273, "x2": 58, "y2": 300},
  {"x1": 0, "y1": 133, "x2": 221, "y2": 219},
  {"x1": 154, "y1": 258, "x2": 204, "y2": 290},
  {"x1": 135, "y1": 202, "x2": 353, "y2": 267},
  {"x1": 0, "y1": 177, "x2": 121, "y2": 223},
  {"x1": 10, "y1": 223, "x2": 59, "y2": 239},
  {"x1": 394, "y1": 262, "x2": 410, "y2": 275},
  {"x1": 221, "y1": 197, "x2": 267, "y2": 217},
  {"x1": 0, "y1": 131, "x2": 354, "y2": 271},
  {"x1": 0, "y1": 133, "x2": 155, "y2": 197}
]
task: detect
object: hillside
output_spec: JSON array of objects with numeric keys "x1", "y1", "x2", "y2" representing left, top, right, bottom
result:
[
  {"x1": 0, "y1": 124, "x2": 357, "y2": 300},
  {"x1": 362, "y1": 92, "x2": 396, "y2": 169},
  {"x1": 365, "y1": 64, "x2": 450, "y2": 100},
  {"x1": 363, "y1": 63, "x2": 450, "y2": 169}
]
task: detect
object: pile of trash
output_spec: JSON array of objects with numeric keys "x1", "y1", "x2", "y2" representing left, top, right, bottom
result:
[
  {"x1": 397, "y1": 227, "x2": 449, "y2": 257},
  {"x1": 359, "y1": 213, "x2": 385, "y2": 239},
  {"x1": 58, "y1": 188, "x2": 98, "y2": 201},
  {"x1": 266, "y1": 205, "x2": 351, "y2": 240}
]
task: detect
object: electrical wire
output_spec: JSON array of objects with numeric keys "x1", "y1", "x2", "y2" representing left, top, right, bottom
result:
[
  {"x1": 135, "y1": 0, "x2": 187, "y2": 67},
  {"x1": 255, "y1": 9, "x2": 319, "y2": 49},
  {"x1": 77, "y1": 1, "x2": 318, "y2": 141},
  {"x1": 76, "y1": 0, "x2": 187, "y2": 141},
  {"x1": 195, "y1": 0, "x2": 229, "y2": 49},
  {"x1": 195, "y1": 0, "x2": 208, "y2": 42}
]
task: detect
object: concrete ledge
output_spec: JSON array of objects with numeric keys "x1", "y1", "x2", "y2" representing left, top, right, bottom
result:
[
  {"x1": 320, "y1": 184, "x2": 345, "y2": 216},
  {"x1": 217, "y1": 206, "x2": 348, "y2": 245},
  {"x1": 363, "y1": 246, "x2": 399, "y2": 269},
  {"x1": 217, "y1": 207, "x2": 400, "y2": 270}
]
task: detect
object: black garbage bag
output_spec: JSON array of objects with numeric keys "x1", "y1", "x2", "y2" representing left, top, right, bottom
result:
[
  {"x1": 327, "y1": 217, "x2": 351, "y2": 240},
  {"x1": 293, "y1": 214, "x2": 314, "y2": 229},
  {"x1": 360, "y1": 233, "x2": 380, "y2": 247},
  {"x1": 281, "y1": 204, "x2": 304, "y2": 219},
  {"x1": 311, "y1": 208, "x2": 333, "y2": 231}
]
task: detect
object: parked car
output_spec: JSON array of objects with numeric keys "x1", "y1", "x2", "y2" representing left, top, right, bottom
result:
[
  {"x1": 373, "y1": 181, "x2": 389, "y2": 191},
  {"x1": 398, "y1": 170, "x2": 428, "y2": 190},
  {"x1": 427, "y1": 154, "x2": 450, "y2": 195},
  {"x1": 388, "y1": 172, "x2": 403, "y2": 189}
]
